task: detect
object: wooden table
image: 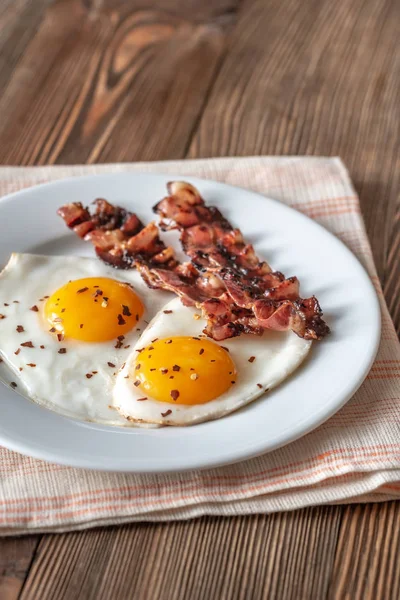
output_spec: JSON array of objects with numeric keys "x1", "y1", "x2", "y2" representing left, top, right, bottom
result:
[{"x1": 0, "y1": 0, "x2": 399, "y2": 598}]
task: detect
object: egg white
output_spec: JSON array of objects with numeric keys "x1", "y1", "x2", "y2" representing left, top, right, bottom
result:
[
  {"x1": 0, "y1": 253, "x2": 171, "y2": 426},
  {"x1": 113, "y1": 297, "x2": 312, "y2": 425}
]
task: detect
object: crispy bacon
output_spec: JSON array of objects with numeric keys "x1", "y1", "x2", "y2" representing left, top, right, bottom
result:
[
  {"x1": 57, "y1": 200, "x2": 176, "y2": 271},
  {"x1": 58, "y1": 183, "x2": 329, "y2": 341},
  {"x1": 154, "y1": 181, "x2": 330, "y2": 340}
]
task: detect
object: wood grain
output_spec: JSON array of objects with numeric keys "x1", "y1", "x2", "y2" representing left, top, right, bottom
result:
[
  {"x1": 189, "y1": 0, "x2": 400, "y2": 297},
  {"x1": 19, "y1": 509, "x2": 342, "y2": 600},
  {"x1": 0, "y1": 0, "x2": 238, "y2": 165},
  {"x1": 0, "y1": 0, "x2": 399, "y2": 598},
  {"x1": 0, "y1": 536, "x2": 40, "y2": 600},
  {"x1": 329, "y1": 502, "x2": 400, "y2": 600}
]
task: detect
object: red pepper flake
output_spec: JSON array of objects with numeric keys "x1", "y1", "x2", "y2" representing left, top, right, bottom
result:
[
  {"x1": 122, "y1": 305, "x2": 131, "y2": 317},
  {"x1": 170, "y1": 390, "x2": 180, "y2": 401},
  {"x1": 148, "y1": 346, "x2": 154, "y2": 351},
  {"x1": 86, "y1": 373, "x2": 93, "y2": 379},
  {"x1": 14, "y1": 348, "x2": 20, "y2": 355},
  {"x1": 137, "y1": 397, "x2": 147, "y2": 402},
  {"x1": 221, "y1": 346, "x2": 229, "y2": 352},
  {"x1": 57, "y1": 333, "x2": 64, "y2": 342},
  {"x1": 148, "y1": 355, "x2": 152, "y2": 359},
  {"x1": 124, "y1": 375, "x2": 129, "y2": 379},
  {"x1": 93, "y1": 286, "x2": 99, "y2": 288},
  {"x1": 13, "y1": 300, "x2": 20, "y2": 304},
  {"x1": 93, "y1": 289, "x2": 103, "y2": 297},
  {"x1": 163, "y1": 310, "x2": 173, "y2": 314},
  {"x1": 117, "y1": 314, "x2": 126, "y2": 326},
  {"x1": 248, "y1": 356, "x2": 256, "y2": 363},
  {"x1": 160, "y1": 368, "x2": 168, "y2": 375},
  {"x1": 61, "y1": 308, "x2": 66, "y2": 313},
  {"x1": 117, "y1": 335, "x2": 125, "y2": 341},
  {"x1": 4, "y1": 303, "x2": 9, "y2": 307},
  {"x1": 49, "y1": 327, "x2": 56, "y2": 333},
  {"x1": 16, "y1": 325, "x2": 24, "y2": 333},
  {"x1": 166, "y1": 339, "x2": 172, "y2": 344},
  {"x1": 115, "y1": 341, "x2": 123, "y2": 349},
  {"x1": 21, "y1": 341, "x2": 34, "y2": 348},
  {"x1": 199, "y1": 348, "x2": 204, "y2": 355},
  {"x1": 150, "y1": 368, "x2": 156, "y2": 372},
  {"x1": 169, "y1": 375, "x2": 174, "y2": 379},
  {"x1": 124, "y1": 345, "x2": 130, "y2": 349},
  {"x1": 151, "y1": 338, "x2": 159, "y2": 343},
  {"x1": 19, "y1": 367, "x2": 23, "y2": 371},
  {"x1": 10, "y1": 382, "x2": 17, "y2": 389},
  {"x1": 103, "y1": 297, "x2": 109, "y2": 302},
  {"x1": 40, "y1": 345, "x2": 45, "y2": 349},
  {"x1": 135, "y1": 348, "x2": 144, "y2": 353},
  {"x1": 192, "y1": 337, "x2": 200, "y2": 341},
  {"x1": 210, "y1": 360, "x2": 216, "y2": 363},
  {"x1": 257, "y1": 383, "x2": 263, "y2": 389},
  {"x1": 80, "y1": 324, "x2": 84, "y2": 329},
  {"x1": 26, "y1": 363, "x2": 36, "y2": 368},
  {"x1": 135, "y1": 363, "x2": 141, "y2": 370},
  {"x1": 58, "y1": 348, "x2": 67, "y2": 354},
  {"x1": 134, "y1": 380, "x2": 140, "y2": 387},
  {"x1": 161, "y1": 409, "x2": 172, "y2": 417},
  {"x1": 0, "y1": 314, "x2": 5, "y2": 319},
  {"x1": 107, "y1": 362, "x2": 115, "y2": 368},
  {"x1": 92, "y1": 371, "x2": 98, "y2": 375},
  {"x1": 172, "y1": 365, "x2": 181, "y2": 372},
  {"x1": 77, "y1": 287, "x2": 89, "y2": 294},
  {"x1": 30, "y1": 305, "x2": 39, "y2": 312},
  {"x1": 43, "y1": 296, "x2": 49, "y2": 299},
  {"x1": 231, "y1": 381, "x2": 236, "y2": 384}
]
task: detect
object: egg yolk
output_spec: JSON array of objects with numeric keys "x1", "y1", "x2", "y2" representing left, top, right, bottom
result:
[
  {"x1": 132, "y1": 337, "x2": 237, "y2": 405},
  {"x1": 44, "y1": 277, "x2": 144, "y2": 342}
]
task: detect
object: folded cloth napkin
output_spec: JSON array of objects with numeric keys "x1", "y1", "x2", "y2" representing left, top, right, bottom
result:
[{"x1": 0, "y1": 157, "x2": 399, "y2": 536}]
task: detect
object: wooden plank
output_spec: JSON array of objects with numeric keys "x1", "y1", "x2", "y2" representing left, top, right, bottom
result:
[
  {"x1": 0, "y1": 536, "x2": 40, "y2": 600},
  {"x1": 20, "y1": 509, "x2": 342, "y2": 600},
  {"x1": 188, "y1": 0, "x2": 400, "y2": 296},
  {"x1": 0, "y1": 0, "x2": 239, "y2": 165},
  {"x1": 328, "y1": 502, "x2": 400, "y2": 600},
  {"x1": 0, "y1": 0, "x2": 54, "y2": 91}
]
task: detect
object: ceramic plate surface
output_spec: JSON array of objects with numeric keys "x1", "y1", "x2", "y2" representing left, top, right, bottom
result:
[{"x1": 0, "y1": 173, "x2": 380, "y2": 472}]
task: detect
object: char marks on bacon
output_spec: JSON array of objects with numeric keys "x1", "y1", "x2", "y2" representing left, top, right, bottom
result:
[
  {"x1": 57, "y1": 199, "x2": 177, "y2": 271},
  {"x1": 154, "y1": 181, "x2": 329, "y2": 340}
]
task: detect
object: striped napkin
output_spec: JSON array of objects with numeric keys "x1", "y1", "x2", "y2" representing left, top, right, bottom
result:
[{"x1": 0, "y1": 157, "x2": 399, "y2": 536}]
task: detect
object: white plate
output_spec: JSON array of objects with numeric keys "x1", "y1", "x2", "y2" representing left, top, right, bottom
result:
[{"x1": 0, "y1": 173, "x2": 380, "y2": 472}]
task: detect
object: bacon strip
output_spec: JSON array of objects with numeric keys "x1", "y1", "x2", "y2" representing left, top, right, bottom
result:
[
  {"x1": 58, "y1": 184, "x2": 329, "y2": 341},
  {"x1": 154, "y1": 182, "x2": 330, "y2": 340},
  {"x1": 58, "y1": 199, "x2": 176, "y2": 271},
  {"x1": 58, "y1": 201, "x2": 260, "y2": 340}
]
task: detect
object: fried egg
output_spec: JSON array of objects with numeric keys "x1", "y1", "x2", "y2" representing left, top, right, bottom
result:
[
  {"x1": 0, "y1": 253, "x2": 169, "y2": 426},
  {"x1": 113, "y1": 297, "x2": 312, "y2": 425}
]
